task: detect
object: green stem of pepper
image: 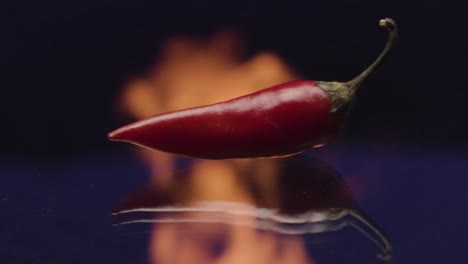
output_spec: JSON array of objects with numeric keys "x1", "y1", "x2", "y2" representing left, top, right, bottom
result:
[{"x1": 346, "y1": 18, "x2": 398, "y2": 91}]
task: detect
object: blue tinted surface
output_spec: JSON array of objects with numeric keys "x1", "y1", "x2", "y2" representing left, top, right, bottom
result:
[{"x1": 1, "y1": 144, "x2": 467, "y2": 263}]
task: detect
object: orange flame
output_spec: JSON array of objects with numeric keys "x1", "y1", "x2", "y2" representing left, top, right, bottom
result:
[
  {"x1": 116, "y1": 29, "x2": 315, "y2": 263},
  {"x1": 117, "y1": 29, "x2": 299, "y2": 187},
  {"x1": 119, "y1": 29, "x2": 299, "y2": 119}
]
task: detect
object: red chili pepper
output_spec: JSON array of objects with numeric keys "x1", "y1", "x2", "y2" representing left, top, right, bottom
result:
[{"x1": 109, "y1": 18, "x2": 397, "y2": 159}]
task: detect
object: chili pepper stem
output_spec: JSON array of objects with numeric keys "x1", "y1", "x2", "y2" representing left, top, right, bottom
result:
[
  {"x1": 346, "y1": 18, "x2": 398, "y2": 91},
  {"x1": 317, "y1": 18, "x2": 397, "y2": 112}
]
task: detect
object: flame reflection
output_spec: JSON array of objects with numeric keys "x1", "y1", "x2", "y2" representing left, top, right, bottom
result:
[{"x1": 112, "y1": 157, "x2": 392, "y2": 263}]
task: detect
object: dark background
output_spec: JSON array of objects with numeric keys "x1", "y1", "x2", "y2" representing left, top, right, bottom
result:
[{"x1": 1, "y1": 0, "x2": 467, "y2": 156}]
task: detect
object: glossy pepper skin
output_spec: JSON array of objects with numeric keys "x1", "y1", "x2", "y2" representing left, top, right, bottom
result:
[{"x1": 109, "y1": 18, "x2": 398, "y2": 159}]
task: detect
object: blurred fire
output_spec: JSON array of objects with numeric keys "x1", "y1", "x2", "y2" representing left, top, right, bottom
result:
[
  {"x1": 149, "y1": 215, "x2": 314, "y2": 264},
  {"x1": 119, "y1": 29, "x2": 299, "y2": 119},
  {"x1": 115, "y1": 29, "x2": 317, "y2": 264},
  {"x1": 117, "y1": 29, "x2": 299, "y2": 188}
]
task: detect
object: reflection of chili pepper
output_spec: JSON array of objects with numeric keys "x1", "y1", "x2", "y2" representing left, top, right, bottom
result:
[
  {"x1": 109, "y1": 19, "x2": 397, "y2": 159},
  {"x1": 112, "y1": 156, "x2": 392, "y2": 260}
]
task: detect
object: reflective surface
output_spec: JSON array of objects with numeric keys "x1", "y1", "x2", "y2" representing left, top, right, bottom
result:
[
  {"x1": 2, "y1": 144, "x2": 467, "y2": 263},
  {"x1": 113, "y1": 156, "x2": 391, "y2": 263}
]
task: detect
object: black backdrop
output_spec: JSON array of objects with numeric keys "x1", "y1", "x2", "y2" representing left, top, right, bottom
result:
[{"x1": 2, "y1": 0, "x2": 467, "y2": 155}]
